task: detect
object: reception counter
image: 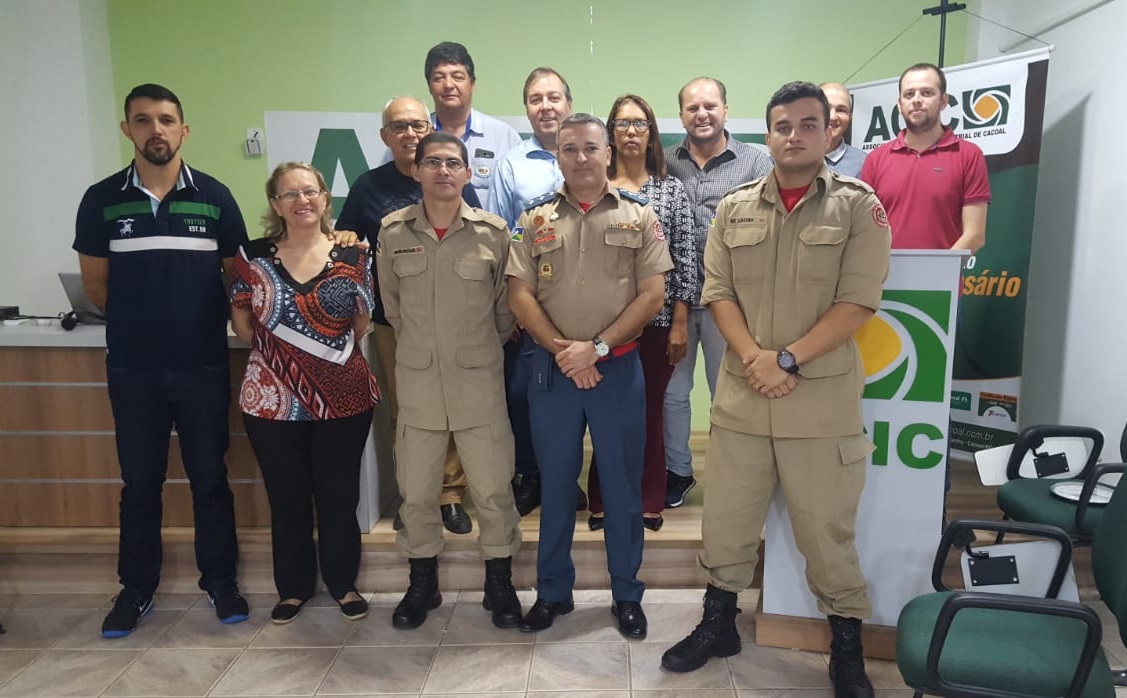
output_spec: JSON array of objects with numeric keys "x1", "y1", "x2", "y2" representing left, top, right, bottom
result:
[{"x1": 0, "y1": 323, "x2": 388, "y2": 530}]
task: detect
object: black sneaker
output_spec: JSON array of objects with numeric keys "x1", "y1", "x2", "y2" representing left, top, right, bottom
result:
[
  {"x1": 208, "y1": 588, "x2": 250, "y2": 624},
  {"x1": 665, "y1": 472, "x2": 696, "y2": 508},
  {"x1": 512, "y1": 474, "x2": 542, "y2": 516},
  {"x1": 101, "y1": 591, "x2": 153, "y2": 638}
]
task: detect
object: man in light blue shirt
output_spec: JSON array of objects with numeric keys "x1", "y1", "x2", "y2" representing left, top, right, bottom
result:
[
  {"x1": 426, "y1": 41, "x2": 521, "y2": 201},
  {"x1": 821, "y1": 82, "x2": 867, "y2": 178},
  {"x1": 487, "y1": 67, "x2": 571, "y2": 228}
]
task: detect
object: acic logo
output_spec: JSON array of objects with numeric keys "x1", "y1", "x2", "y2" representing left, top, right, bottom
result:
[
  {"x1": 856, "y1": 289, "x2": 952, "y2": 403},
  {"x1": 862, "y1": 85, "x2": 1011, "y2": 144}
]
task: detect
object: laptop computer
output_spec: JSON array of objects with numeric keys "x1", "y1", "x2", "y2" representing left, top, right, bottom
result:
[{"x1": 58, "y1": 272, "x2": 106, "y2": 324}]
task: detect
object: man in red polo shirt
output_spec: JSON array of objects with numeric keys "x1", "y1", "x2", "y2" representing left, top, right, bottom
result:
[{"x1": 860, "y1": 63, "x2": 990, "y2": 252}]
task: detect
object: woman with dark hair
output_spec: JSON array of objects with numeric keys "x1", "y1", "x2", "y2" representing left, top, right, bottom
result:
[
  {"x1": 230, "y1": 162, "x2": 379, "y2": 624},
  {"x1": 587, "y1": 95, "x2": 697, "y2": 532}
]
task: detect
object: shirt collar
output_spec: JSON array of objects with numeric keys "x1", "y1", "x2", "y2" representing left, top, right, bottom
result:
[
  {"x1": 760, "y1": 164, "x2": 831, "y2": 208},
  {"x1": 891, "y1": 126, "x2": 959, "y2": 153},
  {"x1": 121, "y1": 161, "x2": 194, "y2": 192},
  {"x1": 432, "y1": 109, "x2": 481, "y2": 139},
  {"x1": 673, "y1": 130, "x2": 736, "y2": 161},
  {"x1": 826, "y1": 140, "x2": 848, "y2": 164}
]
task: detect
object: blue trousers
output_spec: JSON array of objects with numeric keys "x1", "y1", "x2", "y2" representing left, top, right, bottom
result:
[
  {"x1": 527, "y1": 345, "x2": 646, "y2": 602},
  {"x1": 106, "y1": 365, "x2": 239, "y2": 597},
  {"x1": 504, "y1": 332, "x2": 539, "y2": 477}
]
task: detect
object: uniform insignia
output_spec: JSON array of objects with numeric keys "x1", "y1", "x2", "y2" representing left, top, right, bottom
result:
[
  {"x1": 608, "y1": 221, "x2": 641, "y2": 231},
  {"x1": 534, "y1": 233, "x2": 556, "y2": 244},
  {"x1": 533, "y1": 215, "x2": 545, "y2": 227},
  {"x1": 511, "y1": 227, "x2": 524, "y2": 242},
  {"x1": 617, "y1": 188, "x2": 649, "y2": 205},
  {"x1": 539, "y1": 262, "x2": 553, "y2": 278},
  {"x1": 548, "y1": 212, "x2": 559, "y2": 222},
  {"x1": 393, "y1": 246, "x2": 425, "y2": 256},
  {"x1": 728, "y1": 216, "x2": 768, "y2": 226},
  {"x1": 523, "y1": 192, "x2": 557, "y2": 210},
  {"x1": 652, "y1": 220, "x2": 665, "y2": 241},
  {"x1": 475, "y1": 166, "x2": 491, "y2": 178},
  {"x1": 871, "y1": 204, "x2": 889, "y2": 228},
  {"x1": 474, "y1": 148, "x2": 494, "y2": 158}
]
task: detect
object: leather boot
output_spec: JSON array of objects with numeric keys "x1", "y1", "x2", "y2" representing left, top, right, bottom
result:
[
  {"x1": 828, "y1": 615, "x2": 875, "y2": 698},
  {"x1": 392, "y1": 557, "x2": 441, "y2": 629},
  {"x1": 481, "y1": 556, "x2": 522, "y2": 629},
  {"x1": 660, "y1": 584, "x2": 742, "y2": 672}
]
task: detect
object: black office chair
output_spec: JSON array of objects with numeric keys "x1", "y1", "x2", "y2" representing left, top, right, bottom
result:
[
  {"x1": 992, "y1": 425, "x2": 1114, "y2": 545},
  {"x1": 897, "y1": 462, "x2": 1127, "y2": 698}
]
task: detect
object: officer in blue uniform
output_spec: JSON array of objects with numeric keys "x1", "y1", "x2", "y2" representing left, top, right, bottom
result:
[{"x1": 506, "y1": 114, "x2": 672, "y2": 639}]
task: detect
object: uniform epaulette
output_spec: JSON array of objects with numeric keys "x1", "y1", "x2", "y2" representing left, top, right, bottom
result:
[
  {"x1": 380, "y1": 206, "x2": 414, "y2": 229},
  {"x1": 828, "y1": 170, "x2": 876, "y2": 194},
  {"x1": 468, "y1": 207, "x2": 508, "y2": 231},
  {"x1": 617, "y1": 188, "x2": 649, "y2": 205},
  {"x1": 723, "y1": 175, "x2": 766, "y2": 199},
  {"x1": 523, "y1": 191, "x2": 558, "y2": 211}
]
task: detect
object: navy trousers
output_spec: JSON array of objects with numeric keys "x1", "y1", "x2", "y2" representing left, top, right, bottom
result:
[
  {"x1": 106, "y1": 365, "x2": 239, "y2": 597},
  {"x1": 505, "y1": 332, "x2": 539, "y2": 478},
  {"x1": 527, "y1": 345, "x2": 646, "y2": 602}
]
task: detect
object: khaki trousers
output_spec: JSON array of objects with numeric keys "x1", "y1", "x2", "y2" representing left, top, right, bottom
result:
[
  {"x1": 372, "y1": 324, "x2": 466, "y2": 505},
  {"x1": 699, "y1": 425, "x2": 873, "y2": 619},
  {"x1": 395, "y1": 421, "x2": 521, "y2": 559}
]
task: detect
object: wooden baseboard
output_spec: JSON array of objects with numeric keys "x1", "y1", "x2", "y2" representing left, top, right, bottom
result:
[{"x1": 754, "y1": 593, "x2": 898, "y2": 660}]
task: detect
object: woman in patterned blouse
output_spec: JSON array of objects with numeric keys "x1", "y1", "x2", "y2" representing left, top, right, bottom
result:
[
  {"x1": 230, "y1": 163, "x2": 379, "y2": 625},
  {"x1": 587, "y1": 95, "x2": 698, "y2": 533}
]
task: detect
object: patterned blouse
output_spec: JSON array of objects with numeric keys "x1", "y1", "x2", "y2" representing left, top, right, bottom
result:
[
  {"x1": 635, "y1": 176, "x2": 698, "y2": 327},
  {"x1": 230, "y1": 238, "x2": 380, "y2": 421}
]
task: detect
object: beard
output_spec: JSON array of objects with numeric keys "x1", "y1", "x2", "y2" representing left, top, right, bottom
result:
[{"x1": 140, "y1": 140, "x2": 178, "y2": 166}]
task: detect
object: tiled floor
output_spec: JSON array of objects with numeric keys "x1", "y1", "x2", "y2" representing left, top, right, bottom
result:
[{"x1": 1, "y1": 588, "x2": 1125, "y2": 697}]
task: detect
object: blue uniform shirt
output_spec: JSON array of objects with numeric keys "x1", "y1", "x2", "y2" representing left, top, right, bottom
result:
[
  {"x1": 73, "y1": 162, "x2": 248, "y2": 369},
  {"x1": 434, "y1": 108, "x2": 521, "y2": 199},
  {"x1": 486, "y1": 136, "x2": 563, "y2": 229}
]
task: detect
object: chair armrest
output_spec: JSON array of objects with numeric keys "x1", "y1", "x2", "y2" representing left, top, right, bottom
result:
[
  {"x1": 932, "y1": 519, "x2": 1073, "y2": 597},
  {"x1": 1074, "y1": 462, "x2": 1127, "y2": 532},
  {"x1": 927, "y1": 591, "x2": 1102, "y2": 698},
  {"x1": 1005, "y1": 425, "x2": 1103, "y2": 481}
]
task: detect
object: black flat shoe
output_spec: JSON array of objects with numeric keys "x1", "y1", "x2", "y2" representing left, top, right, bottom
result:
[
  {"x1": 337, "y1": 594, "x2": 369, "y2": 620},
  {"x1": 441, "y1": 503, "x2": 472, "y2": 534},
  {"x1": 520, "y1": 597, "x2": 574, "y2": 632},
  {"x1": 611, "y1": 600, "x2": 648, "y2": 639},
  {"x1": 270, "y1": 600, "x2": 305, "y2": 625},
  {"x1": 588, "y1": 514, "x2": 605, "y2": 531},
  {"x1": 642, "y1": 514, "x2": 664, "y2": 532}
]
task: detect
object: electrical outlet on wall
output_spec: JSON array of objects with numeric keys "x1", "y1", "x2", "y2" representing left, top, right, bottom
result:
[{"x1": 245, "y1": 128, "x2": 264, "y2": 156}]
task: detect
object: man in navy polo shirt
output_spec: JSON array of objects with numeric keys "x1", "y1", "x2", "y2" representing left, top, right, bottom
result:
[{"x1": 74, "y1": 83, "x2": 249, "y2": 638}]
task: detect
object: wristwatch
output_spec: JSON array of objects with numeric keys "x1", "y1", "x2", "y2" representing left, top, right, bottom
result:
[
  {"x1": 777, "y1": 348, "x2": 800, "y2": 374},
  {"x1": 592, "y1": 337, "x2": 610, "y2": 358}
]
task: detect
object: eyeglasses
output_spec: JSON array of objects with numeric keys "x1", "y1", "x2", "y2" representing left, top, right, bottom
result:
[
  {"x1": 385, "y1": 120, "x2": 431, "y2": 135},
  {"x1": 612, "y1": 119, "x2": 651, "y2": 132},
  {"x1": 419, "y1": 157, "x2": 466, "y2": 172},
  {"x1": 274, "y1": 188, "x2": 323, "y2": 202}
]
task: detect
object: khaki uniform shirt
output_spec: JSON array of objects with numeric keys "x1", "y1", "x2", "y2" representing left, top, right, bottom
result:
[
  {"x1": 505, "y1": 185, "x2": 673, "y2": 341},
  {"x1": 377, "y1": 201, "x2": 515, "y2": 431},
  {"x1": 701, "y1": 165, "x2": 890, "y2": 438}
]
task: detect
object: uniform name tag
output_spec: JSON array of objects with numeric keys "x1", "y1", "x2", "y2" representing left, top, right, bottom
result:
[
  {"x1": 393, "y1": 246, "x2": 425, "y2": 256},
  {"x1": 474, "y1": 148, "x2": 494, "y2": 158}
]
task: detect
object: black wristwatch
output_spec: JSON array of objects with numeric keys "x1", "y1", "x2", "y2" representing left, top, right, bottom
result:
[{"x1": 777, "y1": 348, "x2": 800, "y2": 374}]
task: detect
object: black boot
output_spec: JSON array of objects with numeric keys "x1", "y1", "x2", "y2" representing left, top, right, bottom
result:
[
  {"x1": 661, "y1": 584, "x2": 742, "y2": 672},
  {"x1": 828, "y1": 615, "x2": 874, "y2": 698},
  {"x1": 392, "y1": 557, "x2": 442, "y2": 629},
  {"x1": 482, "y1": 556, "x2": 522, "y2": 629}
]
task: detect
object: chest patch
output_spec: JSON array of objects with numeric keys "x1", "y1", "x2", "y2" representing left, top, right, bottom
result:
[{"x1": 393, "y1": 246, "x2": 425, "y2": 256}]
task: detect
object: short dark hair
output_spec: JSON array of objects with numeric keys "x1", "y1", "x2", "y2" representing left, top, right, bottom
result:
[
  {"x1": 678, "y1": 76, "x2": 727, "y2": 110},
  {"x1": 559, "y1": 113, "x2": 607, "y2": 139},
  {"x1": 898, "y1": 62, "x2": 947, "y2": 95},
  {"x1": 522, "y1": 67, "x2": 572, "y2": 105},
  {"x1": 424, "y1": 41, "x2": 475, "y2": 82},
  {"x1": 765, "y1": 81, "x2": 830, "y2": 130},
  {"x1": 606, "y1": 94, "x2": 667, "y2": 179},
  {"x1": 414, "y1": 131, "x2": 468, "y2": 166},
  {"x1": 124, "y1": 83, "x2": 183, "y2": 121}
]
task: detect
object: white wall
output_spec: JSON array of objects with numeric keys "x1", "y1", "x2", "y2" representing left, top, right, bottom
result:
[
  {"x1": 969, "y1": 0, "x2": 1127, "y2": 450},
  {"x1": 0, "y1": 0, "x2": 116, "y2": 317}
]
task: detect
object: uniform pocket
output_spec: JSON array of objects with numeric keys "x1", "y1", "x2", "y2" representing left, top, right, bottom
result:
[
  {"x1": 454, "y1": 257, "x2": 491, "y2": 281},
  {"x1": 392, "y1": 254, "x2": 427, "y2": 277},
  {"x1": 837, "y1": 434, "x2": 875, "y2": 466},
  {"x1": 396, "y1": 345, "x2": 433, "y2": 370},
  {"x1": 455, "y1": 343, "x2": 501, "y2": 368},
  {"x1": 727, "y1": 225, "x2": 769, "y2": 283},
  {"x1": 604, "y1": 227, "x2": 643, "y2": 276},
  {"x1": 797, "y1": 225, "x2": 846, "y2": 285},
  {"x1": 798, "y1": 342, "x2": 853, "y2": 379}
]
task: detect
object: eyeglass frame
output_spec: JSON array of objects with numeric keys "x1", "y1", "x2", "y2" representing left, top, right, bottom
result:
[
  {"x1": 272, "y1": 188, "x2": 325, "y2": 202},
  {"x1": 418, "y1": 157, "x2": 467, "y2": 172},
  {"x1": 611, "y1": 119, "x2": 651, "y2": 132},
  {"x1": 384, "y1": 120, "x2": 432, "y2": 135}
]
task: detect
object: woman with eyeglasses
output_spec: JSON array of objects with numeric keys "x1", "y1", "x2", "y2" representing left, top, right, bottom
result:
[
  {"x1": 230, "y1": 162, "x2": 380, "y2": 624},
  {"x1": 587, "y1": 96, "x2": 698, "y2": 533}
]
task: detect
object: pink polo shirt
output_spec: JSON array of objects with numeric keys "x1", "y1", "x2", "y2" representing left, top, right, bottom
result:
[{"x1": 860, "y1": 128, "x2": 991, "y2": 250}]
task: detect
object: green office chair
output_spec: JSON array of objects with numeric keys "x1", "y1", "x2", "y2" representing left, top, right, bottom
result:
[
  {"x1": 993, "y1": 425, "x2": 1112, "y2": 544},
  {"x1": 897, "y1": 462, "x2": 1127, "y2": 698}
]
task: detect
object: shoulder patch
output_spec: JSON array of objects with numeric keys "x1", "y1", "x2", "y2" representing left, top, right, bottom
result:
[
  {"x1": 523, "y1": 191, "x2": 558, "y2": 211},
  {"x1": 617, "y1": 188, "x2": 649, "y2": 205},
  {"x1": 510, "y1": 226, "x2": 524, "y2": 242}
]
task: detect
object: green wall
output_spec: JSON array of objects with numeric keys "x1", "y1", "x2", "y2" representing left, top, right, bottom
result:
[{"x1": 104, "y1": 0, "x2": 965, "y2": 430}]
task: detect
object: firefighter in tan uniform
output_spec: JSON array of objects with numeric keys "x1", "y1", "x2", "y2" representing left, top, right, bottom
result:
[
  {"x1": 662, "y1": 83, "x2": 890, "y2": 698},
  {"x1": 377, "y1": 132, "x2": 522, "y2": 631},
  {"x1": 506, "y1": 114, "x2": 672, "y2": 639}
]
